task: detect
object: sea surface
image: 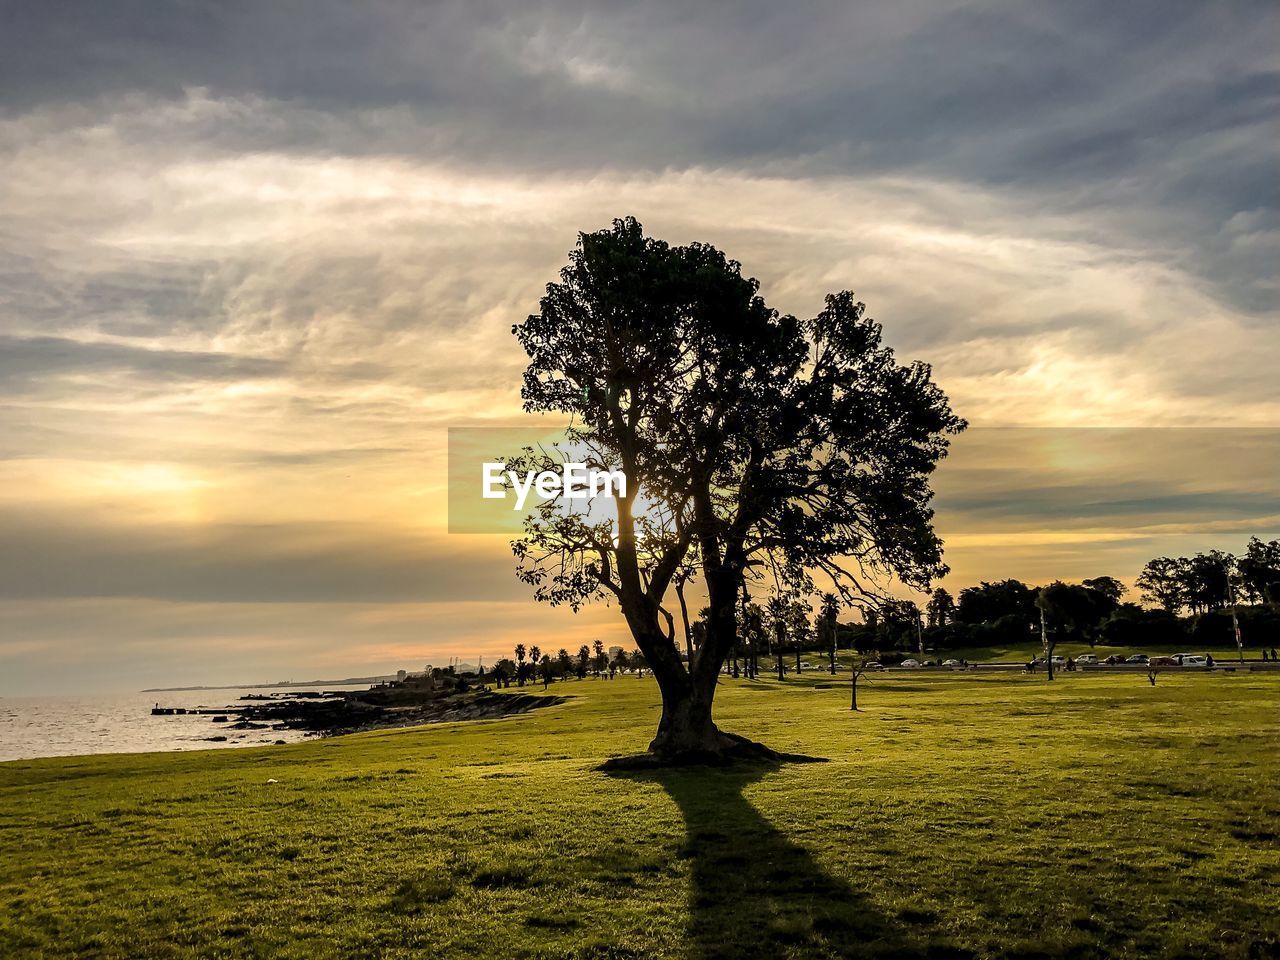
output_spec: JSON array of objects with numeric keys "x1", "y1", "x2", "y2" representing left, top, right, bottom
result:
[{"x1": 0, "y1": 687, "x2": 364, "y2": 762}]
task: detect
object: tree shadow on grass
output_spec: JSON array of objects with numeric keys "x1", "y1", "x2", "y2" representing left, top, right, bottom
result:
[{"x1": 608, "y1": 762, "x2": 957, "y2": 960}]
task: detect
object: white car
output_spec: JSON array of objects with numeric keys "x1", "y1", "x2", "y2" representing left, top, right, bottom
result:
[
  {"x1": 941, "y1": 659, "x2": 962, "y2": 667},
  {"x1": 900, "y1": 658, "x2": 921, "y2": 668},
  {"x1": 1178, "y1": 654, "x2": 1209, "y2": 667},
  {"x1": 1076, "y1": 654, "x2": 1098, "y2": 665}
]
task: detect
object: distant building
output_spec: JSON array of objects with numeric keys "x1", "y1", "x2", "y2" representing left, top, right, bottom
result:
[{"x1": 608, "y1": 646, "x2": 624, "y2": 661}]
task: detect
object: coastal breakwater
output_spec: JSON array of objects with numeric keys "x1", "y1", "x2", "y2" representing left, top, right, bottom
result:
[{"x1": 152, "y1": 687, "x2": 569, "y2": 739}]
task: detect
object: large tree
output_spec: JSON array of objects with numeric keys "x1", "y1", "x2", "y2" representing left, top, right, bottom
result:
[
  {"x1": 1137, "y1": 552, "x2": 1234, "y2": 615},
  {"x1": 1036, "y1": 581, "x2": 1115, "y2": 679},
  {"x1": 511, "y1": 218, "x2": 963, "y2": 761},
  {"x1": 925, "y1": 587, "x2": 955, "y2": 629},
  {"x1": 1081, "y1": 576, "x2": 1126, "y2": 603},
  {"x1": 1239, "y1": 537, "x2": 1280, "y2": 604},
  {"x1": 955, "y1": 579, "x2": 1037, "y2": 628},
  {"x1": 1136, "y1": 557, "x2": 1189, "y2": 614}
]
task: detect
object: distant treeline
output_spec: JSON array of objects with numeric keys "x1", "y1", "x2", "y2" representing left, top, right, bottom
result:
[
  {"x1": 477, "y1": 539, "x2": 1280, "y2": 681},
  {"x1": 844, "y1": 537, "x2": 1280, "y2": 653},
  {"x1": 488, "y1": 640, "x2": 646, "y2": 687}
]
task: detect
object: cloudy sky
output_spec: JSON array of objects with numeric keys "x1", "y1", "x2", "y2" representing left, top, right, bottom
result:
[{"x1": 1, "y1": 1, "x2": 1277, "y2": 693}]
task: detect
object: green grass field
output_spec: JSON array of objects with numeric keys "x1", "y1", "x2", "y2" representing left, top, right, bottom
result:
[{"x1": 2, "y1": 669, "x2": 1278, "y2": 959}]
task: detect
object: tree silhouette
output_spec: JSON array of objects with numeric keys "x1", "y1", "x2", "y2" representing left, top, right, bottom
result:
[
  {"x1": 1036, "y1": 581, "x2": 1114, "y2": 680},
  {"x1": 788, "y1": 599, "x2": 810, "y2": 674},
  {"x1": 820, "y1": 592, "x2": 841, "y2": 674},
  {"x1": 1138, "y1": 553, "x2": 1235, "y2": 615},
  {"x1": 767, "y1": 595, "x2": 790, "y2": 681},
  {"x1": 1081, "y1": 576, "x2": 1126, "y2": 603},
  {"x1": 849, "y1": 651, "x2": 879, "y2": 711},
  {"x1": 555, "y1": 648, "x2": 573, "y2": 680},
  {"x1": 512, "y1": 218, "x2": 962, "y2": 761},
  {"x1": 956, "y1": 579, "x2": 1035, "y2": 629},
  {"x1": 1137, "y1": 557, "x2": 1187, "y2": 613},
  {"x1": 925, "y1": 587, "x2": 954, "y2": 629},
  {"x1": 514, "y1": 644, "x2": 528, "y2": 687},
  {"x1": 1239, "y1": 537, "x2": 1280, "y2": 603},
  {"x1": 491, "y1": 658, "x2": 517, "y2": 688}
]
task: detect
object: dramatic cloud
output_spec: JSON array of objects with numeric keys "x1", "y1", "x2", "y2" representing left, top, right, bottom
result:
[{"x1": 0, "y1": 2, "x2": 1275, "y2": 691}]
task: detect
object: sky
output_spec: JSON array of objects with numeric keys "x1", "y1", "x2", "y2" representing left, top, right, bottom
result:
[{"x1": 0, "y1": 1, "x2": 1277, "y2": 693}]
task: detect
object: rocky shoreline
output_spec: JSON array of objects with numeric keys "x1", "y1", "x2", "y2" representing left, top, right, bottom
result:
[
  {"x1": 152, "y1": 670, "x2": 572, "y2": 743},
  {"x1": 229, "y1": 688, "x2": 569, "y2": 737}
]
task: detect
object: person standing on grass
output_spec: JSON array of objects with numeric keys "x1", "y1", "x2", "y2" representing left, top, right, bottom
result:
[{"x1": 1272, "y1": 647, "x2": 1278, "y2": 661}]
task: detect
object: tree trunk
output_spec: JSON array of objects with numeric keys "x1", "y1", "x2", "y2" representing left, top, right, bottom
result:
[
  {"x1": 850, "y1": 673, "x2": 858, "y2": 710},
  {"x1": 648, "y1": 679, "x2": 724, "y2": 756},
  {"x1": 611, "y1": 546, "x2": 784, "y2": 763}
]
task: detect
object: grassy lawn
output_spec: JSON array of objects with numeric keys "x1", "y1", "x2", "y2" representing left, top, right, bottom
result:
[{"x1": 2, "y1": 671, "x2": 1278, "y2": 959}]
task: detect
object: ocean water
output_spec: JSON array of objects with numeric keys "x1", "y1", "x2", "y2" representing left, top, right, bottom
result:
[{"x1": 0, "y1": 687, "x2": 356, "y2": 762}]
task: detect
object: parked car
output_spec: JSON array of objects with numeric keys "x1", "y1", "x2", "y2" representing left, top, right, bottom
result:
[
  {"x1": 863, "y1": 661, "x2": 885, "y2": 671},
  {"x1": 1076, "y1": 654, "x2": 1098, "y2": 665},
  {"x1": 1050, "y1": 655, "x2": 1066, "y2": 666},
  {"x1": 799, "y1": 661, "x2": 813, "y2": 670},
  {"x1": 1149, "y1": 655, "x2": 1178, "y2": 666},
  {"x1": 1103, "y1": 655, "x2": 1126, "y2": 665},
  {"x1": 1176, "y1": 654, "x2": 1209, "y2": 667},
  {"x1": 899, "y1": 658, "x2": 921, "y2": 668},
  {"x1": 1126, "y1": 654, "x2": 1149, "y2": 664},
  {"x1": 942, "y1": 659, "x2": 962, "y2": 667}
]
